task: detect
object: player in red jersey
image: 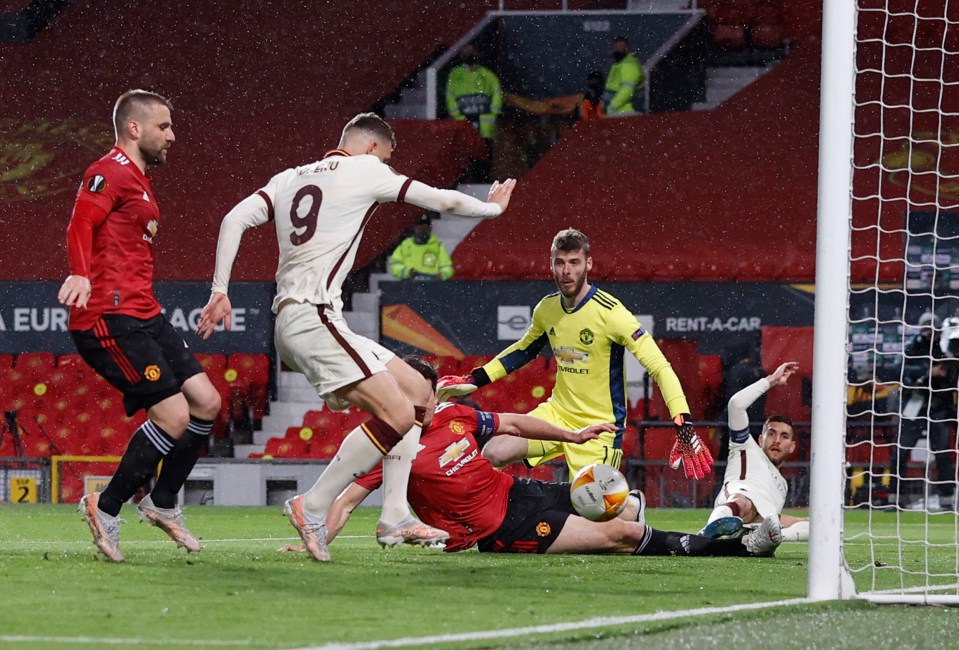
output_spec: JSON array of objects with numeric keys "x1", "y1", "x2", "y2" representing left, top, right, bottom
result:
[
  {"x1": 312, "y1": 358, "x2": 783, "y2": 558},
  {"x1": 57, "y1": 90, "x2": 221, "y2": 562}
]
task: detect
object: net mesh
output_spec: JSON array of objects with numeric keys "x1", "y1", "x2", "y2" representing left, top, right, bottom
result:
[{"x1": 846, "y1": 0, "x2": 959, "y2": 598}]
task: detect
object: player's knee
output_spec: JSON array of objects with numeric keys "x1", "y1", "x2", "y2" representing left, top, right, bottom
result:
[
  {"x1": 151, "y1": 407, "x2": 191, "y2": 438},
  {"x1": 201, "y1": 388, "x2": 222, "y2": 420}
]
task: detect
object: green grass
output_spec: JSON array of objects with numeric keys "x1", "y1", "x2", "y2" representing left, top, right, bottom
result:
[{"x1": 0, "y1": 505, "x2": 956, "y2": 649}]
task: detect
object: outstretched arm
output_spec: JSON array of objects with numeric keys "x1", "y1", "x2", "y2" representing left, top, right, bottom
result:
[
  {"x1": 327, "y1": 482, "x2": 373, "y2": 543},
  {"x1": 727, "y1": 361, "x2": 799, "y2": 432},
  {"x1": 402, "y1": 178, "x2": 516, "y2": 218},
  {"x1": 495, "y1": 413, "x2": 613, "y2": 444},
  {"x1": 196, "y1": 193, "x2": 271, "y2": 339}
]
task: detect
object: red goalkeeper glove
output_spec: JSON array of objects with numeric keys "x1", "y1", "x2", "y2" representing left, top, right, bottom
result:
[
  {"x1": 668, "y1": 413, "x2": 714, "y2": 480},
  {"x1": 436, "y1": 374, "x2": 478, "y2": 402}
]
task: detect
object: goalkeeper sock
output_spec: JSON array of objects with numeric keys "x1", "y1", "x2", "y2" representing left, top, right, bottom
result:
[
  {"x1": 149, "y1": 417, "x2": 213, "y2": 508},
  {"x1": 781, "y1": 520, "x2": 810, "y2": 542},
  {"x1": 379, "y1": 406, "x2": 427, "y2": 525},
  {"x1": 634, "y1": 527, "x2": 751, "y2": 557},
  {"x1": 301, "y1": 417, "x2": 401, "y2": 518},
  {"x1": 98, "y1": 421, "x2": 174, "y2": 517}
]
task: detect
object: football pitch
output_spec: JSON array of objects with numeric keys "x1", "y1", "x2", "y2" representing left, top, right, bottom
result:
[{"x1": 1, "y1": 505, "x2": 957, "y2": 649}]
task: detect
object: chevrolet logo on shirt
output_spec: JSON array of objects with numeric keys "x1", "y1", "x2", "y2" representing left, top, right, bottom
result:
[
  {"x1": 439, "y1": 438, "x2": 471, "y2": 468},
  {"x1": 554, "y1": 346, "x2": 588, "y2": 365}
]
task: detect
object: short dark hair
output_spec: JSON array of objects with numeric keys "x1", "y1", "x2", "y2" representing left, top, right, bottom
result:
[
  {"x1": 342, "y1": 112, "x2": 396, "y2": 148},
  {"x1": 113, "y1": 89, "x2": 172, "y2": 137},
  {"x1": 765, "y1": 415, "x2": 794, "y2": 429},
  {"x1": 404, "y1": 356, "x2": 438, "y2": 391},
  {"x1": 552, "y1": 228, "x2": 590, "y2": 257},
  {"x1": 614, "y1": 35, "x2": 629, "y2": 45}
]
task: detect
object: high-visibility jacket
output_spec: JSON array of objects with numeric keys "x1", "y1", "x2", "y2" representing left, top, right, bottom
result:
[
  {"x1": 603, "y1": 53, "x2": 646, "y2": 115},
  {"x1": 388, "y1": 235, "x2": 454, "y2": 280},
  {"x1": 445, "y1": 64, "x2": 503, "y2": 139}
]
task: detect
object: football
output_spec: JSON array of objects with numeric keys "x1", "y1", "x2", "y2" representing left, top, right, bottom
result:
[{"x1": 569, "y1": 463, "x2": 630, "y2": 522}]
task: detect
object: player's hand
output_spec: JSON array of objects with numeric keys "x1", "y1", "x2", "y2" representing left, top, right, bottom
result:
[
  {"x1": 436, "y1": 374, "x2": 478, "y2": 402},
  {"x1": 196, "y1": 292, "x2": 233, "y2": 340},
  {"x1": 567, "y1": 422, "x2": 616, "y2": 444},
  {"x1": 668, "y1": 413, "x2": 714, "y2": 480},
  {"x1": 486, "y1": 178, "x2": 517, "y2": 215},
  {"x1": 57, "y1": 275, "x2": 91, "y2": 309},
  {"x1": 767, "y1": 361, "x2": 799, "y2": 388}
]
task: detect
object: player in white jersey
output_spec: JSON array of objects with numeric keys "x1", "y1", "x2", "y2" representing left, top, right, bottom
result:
[
  {"x1": 197, "y1": 113, "x2": 516, "y2": 561},
  {"x1": 699, "y1": 361, "x2": 810, "y2": 543}
]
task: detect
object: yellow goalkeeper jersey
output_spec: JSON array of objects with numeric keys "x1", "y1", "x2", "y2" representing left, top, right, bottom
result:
[{"x1": 480, "y1": 285, "x2": 690, "y2": 443}]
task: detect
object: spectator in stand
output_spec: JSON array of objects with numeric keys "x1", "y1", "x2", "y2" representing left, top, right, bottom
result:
[
  {"x1": 388, "y1": 212, "x2": 454, "y2": 281},
  {"x1": 579, "y1": 71, "x2": 606, "y2": 121},
  {"x1": 603, "y1": 36, "x2": 646, "y2": 116},
  {"x1": 446, "y1": 43, "x2": 503, "y2": 182}
]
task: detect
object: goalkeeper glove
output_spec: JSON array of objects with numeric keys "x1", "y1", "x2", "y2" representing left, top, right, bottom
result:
[{"x1": 668, "y1": 413, "x2": 714, "y2": 480}]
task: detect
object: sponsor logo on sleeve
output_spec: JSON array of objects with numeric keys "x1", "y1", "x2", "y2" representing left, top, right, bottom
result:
[{"x1": 86, "y1": 175, "x2": 106, "y2": 193}]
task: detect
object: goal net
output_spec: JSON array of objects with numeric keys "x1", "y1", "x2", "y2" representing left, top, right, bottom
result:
[{"x1": 826, "y1": 0, "x2": 959, "y2": 603}]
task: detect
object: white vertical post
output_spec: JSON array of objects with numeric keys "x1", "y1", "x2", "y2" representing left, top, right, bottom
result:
[{"x1": 808, "y1": 0, "x2": 857, "y2": 601}]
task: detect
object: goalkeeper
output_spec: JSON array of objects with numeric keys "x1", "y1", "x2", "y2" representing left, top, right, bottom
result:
[
  {"x1": 699, "y1": 361, "x2": 810, "y2": 543},
  {"x1": 438, "y1": 228, "x2": 713, "y2": 480}
]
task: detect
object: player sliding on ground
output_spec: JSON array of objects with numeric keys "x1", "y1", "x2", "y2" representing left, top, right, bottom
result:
[
  {"x1": 296, "y1": 357, "x2": 782, "y2": 558},
  {"x1": 700, "y1": 361, "x2": 809, "y2": 542},
  {"x1": 197, "y1": 113, "x2": 516, "y2": 562},
  {"x1": 437, "y1": 228, "x2": 713, "y2": 481}
]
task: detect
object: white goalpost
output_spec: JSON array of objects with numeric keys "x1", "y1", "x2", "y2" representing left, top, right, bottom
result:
[{"x1": 812, "y1": 0, "x2": 959, "y2": 604}]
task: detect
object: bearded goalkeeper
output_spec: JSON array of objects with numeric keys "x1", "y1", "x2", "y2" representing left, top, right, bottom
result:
[{"x1": 439, "y1": 228, "x2": 712, "y2": 480}]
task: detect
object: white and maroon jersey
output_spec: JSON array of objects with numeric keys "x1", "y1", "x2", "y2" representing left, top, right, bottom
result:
[
  {"x1": 716, "y1": 432, "x2": 788, "y2": 518},
  {"x1": 717, "y1": 376, "x2": 788, "y2": 517},
  {"x1": 256, "y1": 150, "x2": 412, "y2": 313}
]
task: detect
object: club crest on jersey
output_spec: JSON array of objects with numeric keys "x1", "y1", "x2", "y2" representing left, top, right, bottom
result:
[
  {"x1": 579, "y1": 328, "x2": 594, "y2": 346},
  {"x1": 450, "y1": 420, "x2": 465, "y2": 434},
  {"x1": 144, "y1": 365, "x2": 161, "y2": 381},
  {"x1": 86, "y1": 175, "x2": 106, "y2": 193},
  {"x1": 143, "y1": 219, "x2": 158, "y2": 243}
]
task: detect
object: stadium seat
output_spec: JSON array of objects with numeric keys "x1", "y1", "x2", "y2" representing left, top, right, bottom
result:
[{"x1": 15, "y1": 352, "x2": 56, "y2": 374}]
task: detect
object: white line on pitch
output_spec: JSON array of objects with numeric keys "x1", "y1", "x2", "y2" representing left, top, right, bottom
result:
[
  {"x1": 289, "y1": 597, "x2": 812, "y2": 650},
  {"x1": 0, "y1": 635, "x2": 252, "y2": 647}
]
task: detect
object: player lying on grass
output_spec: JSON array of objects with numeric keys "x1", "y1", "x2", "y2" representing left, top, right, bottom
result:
[
  {"x1": 286, "y1": 357, "x2": 783, "y2": 558},
  {"x1": 700, "y1": 361, "x2": 809, "y2": 542}
]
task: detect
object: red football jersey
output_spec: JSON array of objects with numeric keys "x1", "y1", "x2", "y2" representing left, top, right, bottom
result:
[
  {"x1": 356, "y1": 402, "x2": 515, "y2": 552},
  {"x1": 66, "y1": 147, "x2": 162, "y2": 330}
]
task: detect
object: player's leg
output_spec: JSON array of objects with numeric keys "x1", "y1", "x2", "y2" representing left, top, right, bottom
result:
[
  {"x1": 275, "y1": 305, "x2": 437, "y2": 559},
  {"x1": 481, "y1": 401, "x2": 565, "y2": 469},
  {"x1": 780, "y1": 514, "x2": 809, "y2": 542},
  {"x1": 548, "y1": 515, "x2": 780, "y2": 557},
  {"x1": 700, "y1": 492, "x2": 758, "y2": 538},
  {"x1": 147, "y1": 318, "x2": 220, "y2": 511},
  {"x1": 72, "y1": 316, "x2": 187, "y2": 561},
  {"x1": 376, "y1": 356, "x2": 432, "y2": 523}
]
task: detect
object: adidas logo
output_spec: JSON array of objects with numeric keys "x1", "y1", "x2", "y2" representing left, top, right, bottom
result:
[
  {"x1": 142, "y1": 191, "x2": 150, "y2": 202},
  {"x1": 548, "y1": 327, "x2": 556, "y2": 336}
]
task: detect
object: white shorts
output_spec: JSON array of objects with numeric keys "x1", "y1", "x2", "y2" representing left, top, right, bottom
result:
[
  {"x1": 715, "y1": 480, "x2": 781, "y2": 520},
  {"x1": 275, "y1": 302, "x2": 395, "y2": 402}
]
